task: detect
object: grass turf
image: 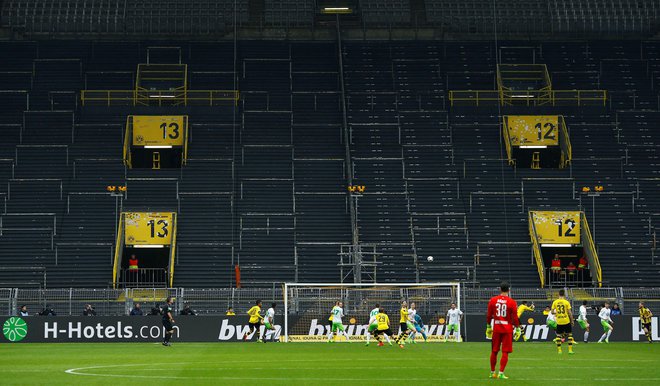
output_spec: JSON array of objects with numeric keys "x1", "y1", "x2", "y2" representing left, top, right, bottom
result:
[{"x1": 1, "y1": 341, "x2": 659, "y2": 385}]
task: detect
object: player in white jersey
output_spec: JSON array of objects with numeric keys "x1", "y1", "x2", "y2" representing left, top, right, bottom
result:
[
  {"x1": 597, "y1": 302, "x2": 614, "y2": 343},
  {"x1": 444, "y1": 303, "x2": 463, "y2": 342},
  {"x1": 259, "y1": 303, "x2": 277, "y2": 342},
  {"x1": 546, "y1": 309, "x2": 557, "y2": 330},
  {"x1": 327, "y1": 301, "x2": 350, "y2": 342},
  {"x1": 407, "y1": 302, "x2": 419, "y2": 343},
  {"x1": 366, "y1": 303, "x2": 387, "y2": 346},
  {"x1": 577, "y1": 300, "x2": 590, "y2": 343}
]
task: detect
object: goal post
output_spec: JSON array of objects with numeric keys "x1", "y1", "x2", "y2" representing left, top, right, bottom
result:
[{"x1": 283, "y1": 282, "x2": 461, "y2": 342}]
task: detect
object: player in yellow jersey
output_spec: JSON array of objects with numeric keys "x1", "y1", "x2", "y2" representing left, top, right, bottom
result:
[
  {"x1": 514, "y1": 301, "x2": 535, "y2": 342},
  {"x1": 551, "y1": 290, "x2": 574, "y2": 354},
  {"x1": 639, "y1": 302, "x2": 653, "y2": 343},
  {"x1": 243, "y1": 299, "x2": 263, "y2": 341},
  {"x1": 394, "y1": 301, "x2": 411, "y2": 348},
  {"x1": 374, "y1": 308, "x2": 393, "y2": 346}
]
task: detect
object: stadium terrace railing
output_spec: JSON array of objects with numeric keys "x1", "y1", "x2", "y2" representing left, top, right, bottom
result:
[
  {"x1": 4, "y1": 286, "x2": 658, "y2": 317},
  {"x1": 581, "y1": 211, "x2": 603, "y2": 287},
  {"x1": 528, "y1": 212, "x2": 546, "y2": 288},
  {"x1": 448, "y1": 89, "x2": 607, "y2": 107},
  {"x1": 558, "y1": 115, "x2": 572, "y2": 168},
  {"x1": 80, "y1": 89, "x2": 240, "y2": 106}
]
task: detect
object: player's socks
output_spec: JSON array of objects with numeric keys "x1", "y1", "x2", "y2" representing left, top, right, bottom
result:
[
  {"x1": 162, "y1": 331, "x2": 171, "y2": 346},
  {"x1": 499, "y1": 352, "x2": 509, "y2": 373},
  {"x1": 646, "y1": 332, "x2": 652, "y2": 342},
  {"x1": 455, "y1": 332, "x2": 460, "y2": 342},
  {"x1": 598, "y1": 333, "x2": 606, "y2": 343},
  {"x1": 554, "y1": 337, "x2": 562, "y2": 351},
  {"x1": 383, "y1": 334, "x2": 392, "y2": 345},
  {"x1": 421, "y1": 331, "x2": 427, "y2": 341},
  {"x1": 489, "y1": 352, "x2": 497, "y2": 372},
  {"x1": 605, "y1": 330, "x2": 612, "y2": 342},
  {"x1": 584, "y1": 331, "x2": 589, "y2": 342}
]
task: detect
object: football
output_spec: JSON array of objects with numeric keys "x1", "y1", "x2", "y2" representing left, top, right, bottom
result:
[{"x1": 427, "y1": 256, "x2": 434, "y2": 262}]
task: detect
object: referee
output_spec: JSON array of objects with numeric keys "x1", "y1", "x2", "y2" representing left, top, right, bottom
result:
[{"x1": 162, "y1": 297, "x2": 176, "y2": 346}]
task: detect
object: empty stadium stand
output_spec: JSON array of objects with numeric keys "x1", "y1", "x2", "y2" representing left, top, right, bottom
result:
[{"x1": 0, "y1": 37, "x2": 659, "y2": 289}]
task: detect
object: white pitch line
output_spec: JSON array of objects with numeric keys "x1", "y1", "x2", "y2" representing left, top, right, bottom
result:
[{"x1": 64, "y1": 361, "x2": 660, "y2": 382}]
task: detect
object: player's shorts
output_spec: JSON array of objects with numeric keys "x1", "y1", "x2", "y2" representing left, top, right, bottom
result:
[
  {"x1": 547, "y1": 320, "x2": 557, "y2": 329},
  {"x1": 162, "y1": 320, "x2": 173, "y2": 331},
  {"x1": 577, "y1": 319, "x2": 589, "y2": 329},
  {"x1": 446, "y1": 323, "x2": 459, "y2": 333},
  {"x1": 556, "y1": 323, "x2": 572, "y2": 335},
  {"x1": 332, "y1": 322, "x2": 345, "y2": 332},
  {"x1": 406, "y1": 321, "x2": 415, "y2": 331},
  {"x1": 377, "y1": 328, "x2": 392, "y2": 336},
  {"x1": 600, "y1": 320, "x2": 612, "y2": 331},
  {"x1": 249, "y1": 322, "x2": 260, "y2": 330},
  {"x1": 642, "y1": 323, "x2": 651, "y2": 331},
  {"x1": 264, "y1": 321, "x2": 273, "y2": 330},
  {"x1": 491, "y1": 331, "x2": 513, "y2": 353},
  {"x1": 400, "y1": 323, "x2": 410, "y2": 333},
  {"x1": 368, "y1": 323, "x2": 378, "y2": 332}
]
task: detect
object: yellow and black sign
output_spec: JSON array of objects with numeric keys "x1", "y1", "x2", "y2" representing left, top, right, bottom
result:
[
  {"x1": 506, "y1": 116, "x2": 559, "y2": 147},
  {"x1": 132, "y1": 116, "x2": 186, "y2": 147},
  {"x1": 124, "y1": 212, "x2": 175, "y2": 245},
  {"x1": 530, "y1": 210, "x2": 581, "y2": 245}
]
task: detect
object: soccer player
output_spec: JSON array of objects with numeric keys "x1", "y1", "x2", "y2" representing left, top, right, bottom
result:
[
  {"x1": 366, "y1": 303, "x2": 380, "y2": 346},
  {"x1": 445, "y1": 302, "x2": 463, "y2": 342},
  {"x1": 597, "y1": 302, "x2": 614, "y2": 343},
  {"x1": 413, "y1": 313, "x2": 428, "y2": 342},
  {"x1": 260, "y1": 303, "x2": 277, "y2": 343},
  {"x1": 243, "y1": 299, "x2": 263, "y2": 341},
  {"x1": 639, "y1": 302, "x2": 653, "y2": 343},
  {"x1": 486, "y1": 282, "x2": 520, "y2": 380},
  {"x1": 551, "y1": 289, "x2": 575, "y2": 354},
  {"x1": 514, "y1": 301, "x2": 534, "y2": 341},
  {"x1": 395, "y1": 300, "x2": 411, "y2": 348},
  {"x1": 374, "y1": 307, "x2": 393, "y2": 347},
  {"x1": 577, "y1": 300, "x2": 590, "y2": 343},
  {"x1": 546, "y1": 309, "x2": 557, "y2": 331},
  {"x1": 328, "y1": 301, "x2": 337, "y2": 330},
  {"x1": 407, "y1": 302, "x2": 419, "y2": 343},
  {"x1": 161, "y1": 297, "x2": 175, "y2": 347},
  {"x1": 327, "y1": 301, "x2": 350, "y2": 342}
]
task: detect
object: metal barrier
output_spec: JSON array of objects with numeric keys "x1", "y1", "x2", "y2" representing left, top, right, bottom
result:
[
  {"x1": 80, "y1": 89, "x2": 239, "y2": 106},
  {"x1": 121, "y1": 268, "x2": 168, "y2": 289},
  {"x1": 4, "y1": 286, "x2": 658, "y2": 317},
  {"x1": 449, "y1": 89, "x2": 607, "y2": 107}
]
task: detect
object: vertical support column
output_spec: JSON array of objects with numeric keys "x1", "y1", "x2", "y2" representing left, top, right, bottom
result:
[{"x1": 335, "y1": 15, "x2": 361, "y2": 282}]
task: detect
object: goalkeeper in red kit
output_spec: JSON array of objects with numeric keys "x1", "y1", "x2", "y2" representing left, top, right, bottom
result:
[{"x1": 486, "y1": 282, "x2": 521, "y2": 379}]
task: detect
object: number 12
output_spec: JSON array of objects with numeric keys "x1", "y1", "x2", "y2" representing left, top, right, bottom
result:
[{"x1": 554, "y1": 218, "x2": 576, "y2": 237}]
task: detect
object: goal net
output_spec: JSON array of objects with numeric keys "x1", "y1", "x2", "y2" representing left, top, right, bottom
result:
[{"x1": 283, "y1": 282, "x2": 461, "y2": 342}]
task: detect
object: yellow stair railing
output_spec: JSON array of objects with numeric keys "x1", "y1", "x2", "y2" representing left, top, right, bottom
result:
[
  {"x1": 112, "y1": 212, "x2": 125, "y2": 289},
  {"x1": 528, "y1": 211, "x2": 546, "y2": 288},
  {"x1": 581, "y1": 211, "x2": 602, "y2": 287}
]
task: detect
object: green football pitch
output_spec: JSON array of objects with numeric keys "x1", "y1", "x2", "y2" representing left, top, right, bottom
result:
[{"x1": 1, "y1": 342, "x2": 659, "y2": 385}]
